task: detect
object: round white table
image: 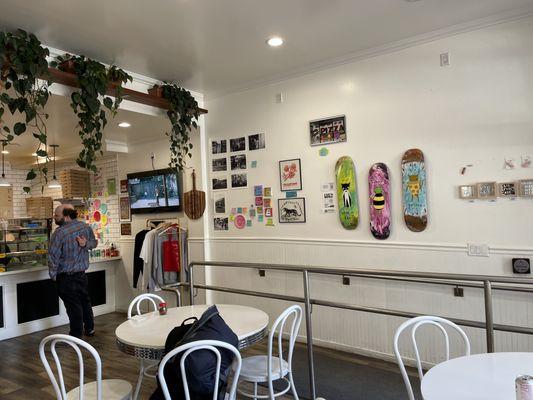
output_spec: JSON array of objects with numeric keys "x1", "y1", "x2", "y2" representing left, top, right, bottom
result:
[
  {"x1": 115, "y1": 304, "x2": 269, "y2": 360},
  {"x1": 422, "y1": 352, "x2": 533, "y2": 400}
]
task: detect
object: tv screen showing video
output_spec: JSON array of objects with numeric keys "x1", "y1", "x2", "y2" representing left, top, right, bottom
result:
[{"x1": 127, "y1": 169, "x2": 182, "y2": 214}]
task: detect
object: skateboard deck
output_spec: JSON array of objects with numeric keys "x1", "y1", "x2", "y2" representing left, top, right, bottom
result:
[
  {"x1": 335, "y1": 156, "x2": 358, "y2": 230},
  {"x1": 401, "y1": 149, "x2": 427, "y2": 232},
  {"x1": 369, "y1": 163, "x2": 391, "y2": 239}
]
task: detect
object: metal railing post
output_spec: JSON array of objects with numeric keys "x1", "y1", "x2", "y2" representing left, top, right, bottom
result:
[
  {"x1": 303, "y1": 269, "x2": 317, "y2": 400},
  {"x1": 189, "y1": 264, "x2": 195, "y2": 305},
  {"x1": 483, "y1": 280, "x2": 494, "y2": 353}
]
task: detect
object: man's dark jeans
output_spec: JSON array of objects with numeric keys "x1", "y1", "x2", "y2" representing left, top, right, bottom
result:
[{"x1": 56, "y1": 272, "x2": 94, "y2": 338}]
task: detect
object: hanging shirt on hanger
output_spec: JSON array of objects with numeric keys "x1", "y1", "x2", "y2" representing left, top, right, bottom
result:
[{"x1": 133, "y1": 229, "x2": 149, "y2": 288}]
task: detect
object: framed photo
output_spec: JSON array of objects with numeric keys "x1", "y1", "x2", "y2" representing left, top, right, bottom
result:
[
  {"x1": 212, "y1": 157, "x2": 228, "y2": 172},
  {"x1": 230, "y1": 154, "x2": 247, "y2": 170},
  {"x1": 278, "y1": 197, "x2": 306, "y2": 223},
  {"x1": 499, "y1": 182, "x2": 518, "y2": 198},
  {"x1": 459, "y1": 185, "x2": 477, "y2": 200},
  {"x1": 230, "y1": 137, "x2": 246, "y2": 152},
  {"x1": 518, "y1": 179, "x2": 533, "y2": 197},
  {"x1": 214, "y1": 193, "x2": 226, "y2": 214},
  {"x1": 120, "y1": 223, "x2": 132, "y2": 236},
  {"x1": 120, "y1": 179, "x2": 128, "y2": 194},
  {"x1": 212, "y1": 176, "x2": 228, "y2": 191},
  {"x1": 279, "y1": 159, "x2": 302, "y2": 191},
  {"x1": 248, "y1": 133, "x2": 266, "y2": 150},
  {"x1": 211, "y1": 139, "x2": 227, "y2": 154},
  {"x1": 231, "y1": 173, "x2": 248, "y2": 189},
  {"x1": 214, "y1": 217, "x2": 229, "y2": 231},
  {"x1": 309, "y1": 115, "x2": 346, "y2": 146},
  {"x1": 477, "y1": 182, "x2": 497, "y2": 200},
  {"x1": 119, "y1": 196, "x2": 131, "y2": 222}
]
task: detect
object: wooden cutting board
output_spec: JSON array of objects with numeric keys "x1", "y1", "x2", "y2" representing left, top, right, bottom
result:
[{"x1": 183, "y1": 169, "x2": 205, "y2": 220}]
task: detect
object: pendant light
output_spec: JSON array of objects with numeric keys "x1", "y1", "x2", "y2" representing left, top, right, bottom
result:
[
  {"x1": 0, "y1": 141, "x2": 11, "y2": 187},
  {"x1": 47, "y1": 144, "x2": 61, "y2": 189}
]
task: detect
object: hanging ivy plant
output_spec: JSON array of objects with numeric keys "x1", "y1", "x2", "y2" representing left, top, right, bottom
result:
[
  {"x1": 157, "y1": 83, "x2": 200, "y2": 171},
  {"x1": 52, "y1": 54, "x2": 132, "y2": 172},
  {"x1": 0, "y1": 29, "x2": 52, "y2": 192}
]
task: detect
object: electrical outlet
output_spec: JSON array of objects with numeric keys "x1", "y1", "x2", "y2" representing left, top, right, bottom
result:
[
  {"x1": 258, "y1": 269, "x2": 266, "y2": 277},
  {"x1": 468, "y1": 243, "x2": 490, "y2": 257},
  {"x1": 440, "y1": 52, "x2": 450, "y2": 67},
  {"x1": 342, "y1": 276, "x2": 350, "y2": 285},
  {"x1": 454, "y1": 287, "x2": 464, "y2": 297}
]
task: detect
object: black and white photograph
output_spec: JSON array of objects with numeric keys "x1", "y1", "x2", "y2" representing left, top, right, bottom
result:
[
  {"x1": 211, "y1": 139, "x2": 227, "y2": 154},
  {"x1": 212, "y1": 176, "x2": 228, "y2": 191},
  {"x1": 230, "y1": 154, "x2": 247, "y2": 170},
  {"x1": 230, "y1": 137, "x2": 246, "y2": 152},
  {"x1": 214, "y1": 193, "x2": 226, "y2": 214},
  {"x1": 310, "y1": 115, "x2": 346, "y2": 146},
  {"x1": 213, "y1": 217, "x2": 229, "y2": 231},
  {"x1": 231, "y1": 173, "x2": 248, "y2": 189},
  {"x1": 278, "y1": 197, "x2": 306, "y2": 223},
  {"x1": 248, "y1": 133, "x2": 266, "y2": 150},
  {"x1": 212, "y1": 157, "x2": 228, "y2": 172}
]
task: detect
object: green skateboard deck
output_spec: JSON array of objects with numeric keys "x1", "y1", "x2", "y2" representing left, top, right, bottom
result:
[{"x1": 335, "y1": 156, "x2": 358, "y2": 229}]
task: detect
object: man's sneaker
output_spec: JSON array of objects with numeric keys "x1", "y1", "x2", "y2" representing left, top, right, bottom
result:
[{"x1": 84, "y1": 329, "x2": 95, "y2": 337}]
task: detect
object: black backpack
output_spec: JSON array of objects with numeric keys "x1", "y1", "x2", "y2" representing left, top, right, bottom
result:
[{"x1": 150, "y1": 305, "x2": 239, "y2": 400}]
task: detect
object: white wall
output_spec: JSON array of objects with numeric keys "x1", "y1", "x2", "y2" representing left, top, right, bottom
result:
[{"x1": 203, "y1": 16, "x2": 533, "y2": 363}]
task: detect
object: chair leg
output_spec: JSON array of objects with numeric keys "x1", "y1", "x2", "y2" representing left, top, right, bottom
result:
[
  {"x1": 133, "y1": 359, "x2": 145, "y2": 400},
  {"x1": 253, "y1": 382, "x2": 258, "y2": 400},
  {"x1": 288, "y1": 373, "x2": 299, "y2": 400}
]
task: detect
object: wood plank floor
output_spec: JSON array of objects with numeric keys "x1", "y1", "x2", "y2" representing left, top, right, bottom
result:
[{"x1": 0, "y1": 312, "x2": 410, "y2": 399}]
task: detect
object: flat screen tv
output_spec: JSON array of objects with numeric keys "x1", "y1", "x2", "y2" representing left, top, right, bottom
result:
[{"x1": 127, "y1": 168, "x2": 183, "y2": 214}]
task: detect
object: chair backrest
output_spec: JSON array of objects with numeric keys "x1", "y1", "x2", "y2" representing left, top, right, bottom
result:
[
  {"x1": 39, "y1": 334, "x2": 103, "y2": 400},
  {"x1": 393, "y1": 315, "x2": 471, "y2": 400},
  {"x1": 127, "y1": 293, "x2": 165, "y2": 319},
  {"x1": 157, "y1": 339, "x2": 242, "y2": 400},
  {"x1": 267, "y1": 305, "x2": 302, "y2": 386}
]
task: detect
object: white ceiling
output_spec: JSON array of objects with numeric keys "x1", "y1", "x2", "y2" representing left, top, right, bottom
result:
[
  {"x1": 1, "y1": 0, "x2": 532, "y2": 97},
  {"x1": 2, "y1": 94, "x2": 169, "y2": 168}
]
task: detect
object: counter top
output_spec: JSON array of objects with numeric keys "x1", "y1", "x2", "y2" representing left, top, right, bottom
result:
[{"x1": 0, "y1": 256, "x2": 122, "y2": 277}]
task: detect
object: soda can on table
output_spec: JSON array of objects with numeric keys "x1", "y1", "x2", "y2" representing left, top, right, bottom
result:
[{"x1": 516, "y1": 375, "x2": 533, "y2": 400}]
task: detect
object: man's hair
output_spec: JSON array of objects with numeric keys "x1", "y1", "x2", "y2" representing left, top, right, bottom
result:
[{"x1": 62, "y1": 208, "x2": 78, "y2": 220}]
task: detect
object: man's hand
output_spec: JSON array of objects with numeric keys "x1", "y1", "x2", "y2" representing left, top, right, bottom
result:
[{"x1": 76, "y1": 235, "x2": 87, "y2": 248}]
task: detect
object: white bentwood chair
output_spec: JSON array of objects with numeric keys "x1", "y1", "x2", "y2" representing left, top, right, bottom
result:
[
  {"x1": 39, "y1": 334, "x2": 132, "y2": 400},
  {"x1": 238, "y1": 305, "x2": 302, "y2": 400},
  {"x1": 157, "y1": 339, "x2": 242, "y2": 400},
  {"x1": 127, "y1": 293, "x2": 165, "y2": 400},
  {"x1": 393, "y1": 315, "x2": 471, "y2": 400}
]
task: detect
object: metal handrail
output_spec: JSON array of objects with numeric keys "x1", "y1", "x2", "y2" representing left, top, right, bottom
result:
[{"x1": 162, "y1": 260, "x2": 533, "y2": 400}]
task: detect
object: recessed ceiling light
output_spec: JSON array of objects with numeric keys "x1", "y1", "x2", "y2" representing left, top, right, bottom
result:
[
  {"x1": 118, "y1": 122, "x2": 131, "y2": 128},
  {"x1": 266, "y1": 37, "x2": 284, "y2": 47}
]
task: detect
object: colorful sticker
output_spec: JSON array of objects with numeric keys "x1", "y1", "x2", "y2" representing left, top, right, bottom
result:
[
  {"x1": 255, "y1": 197, "x2": 263, "y2": 206},
  {"x1": 254, "y1": 185, "x2": 263, "y2": 196},
  {"x1": 263, "y1": 187, "x2": 272, "y2": 197},
  {"x1": 234, "y1": 214, "x2": 246, "y2": 229},
  {"x1": 264, "y1": 198, "x2": 272, "y2": 208},
  {"x1": 246, "y1": 220, "x2": 252, "y2": 227},
  {"x1": 286, "y1": 191, "x2": 297, "y2": 198},
  {"x1": 258, "y1": 215, "x2": 264, "y2": 222},
  {"x1": 265, "y1": 208, "x2": 273, "y2": 217},
  {"x1": 266, "y1": 218, "x2": 274, "y2": 226}
]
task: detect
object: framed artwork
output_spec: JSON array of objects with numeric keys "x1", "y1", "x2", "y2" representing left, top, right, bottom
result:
[
  {"x1": 279, "y1": 159, "x2": 302, "y2": 191},
  {"x1": 214, "y1": 193, "x2": 226, "y2": 214},
  {"x1": 248, "y1": 133, "x2": 266, "y2": 150},
  {"x1": 309, "y1": 115, "x2": 346, "y2": 146},
  {"x1": 230, "y1": 137, "x2": 246, "y2": 152},
  {"x1": 212, "y1": 176, "x2": 228, "y2": 191},
  {"x1": 107, "y1": 178, "x2": 117, "y2": 195},
  {"x1": 230, "y1": 154, "x2": 247, "y2": 170},
  {"x1": 459, "y1": 185, "x2": 477, "y2": 200},
  {"x1": 499, "y1": 182, "x2": 518, "y2": 198},
  {"x1": 119, "y1": 196, "x2": 131, "y2": 222},
  {"x1": 120, "y1": 179, "x2": 128, "y2": 194},
  {"x1": 211, "y1": 139, "x2": 227, "y2": 154},
  {"x1": 212, "y1": 157, "x2": 228, "y2": 172},
  {"x1": 214, "y1": 217, "x2": 229, "y2": 231},
  {"x1": 278, "y1": 197, "x2": 306, "y2": 223},
  {"x1": 477, "y1": 182, "x2": 497, "y2": 200},
  {"x1": 120, "y1": 223, "x2": 132, "y2": 236},
  {"x1": 231, "y1": 173, "x2": 248, "y2": 189},
  {"x1": 519, "y1": 179, "x2": 533, "y2": 197}
]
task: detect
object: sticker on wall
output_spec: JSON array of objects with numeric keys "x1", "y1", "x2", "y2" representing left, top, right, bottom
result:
[
  {"x1": 214, "y1": 217, "x2": 229, "y2": 231},
  {"x1": 285, "y1": 191, "x2": 297, "y2": 198},
  {"x1": 246, "y1": 220, "x2": 252, "y2": 227},
  {"x1": 255, "y1": 196, "x2": 263, "y2": 206},
  {"x1": 229, "y1": 214, "x2": 235, "y2": 222},
  {"x1": 237, "y1": 207, "x2": 243, "y2": 214},
  {"x1": 258, "y1": 214, "x2": 264, "y2": 222},
  {"x1": 319, "y1": 147, "x2": 329, "y2": 157},
  {"x1": 321, "y1": 182, "x2": 335, "y2": 192},
  {"x1": 249, "y1": 208, "x2": 256, "y2": 218},
  {"x1": 257, "y1": 206, "x2": 263, "y2": 214},
  {"x1": 254, "y1": 185, "x2": 263, "y2": 196},
  {"x1": 263, "y1": 187, "x2": 272, "y2": 197},
  {"x1": 251, "y1": 161, "x2": 258, "y2": 168},
  {"x1": 521, "y1": 155, "x2": 532, "y2": 168},
  {"x1": 503, "y1": 158, "x2": 516, "y2": 170},
  {"x1": 264, "y1": 198, "x2": 272, "y2": 208},
  {"x1": 234, "y1": 214, "x2": 246, "y2": 229},
  {"x1": 264, "y1": 208, "x2": 273, "y2": 217},
  {"x1": 265, "y1": 218, "x2": 274, "y2": 226}
]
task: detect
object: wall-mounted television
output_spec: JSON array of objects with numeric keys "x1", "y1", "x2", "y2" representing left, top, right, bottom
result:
[{"x1": 127, "y1": 168, "x2": 183, "y2": 214}]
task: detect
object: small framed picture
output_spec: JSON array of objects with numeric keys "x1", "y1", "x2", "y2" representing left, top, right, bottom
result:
[
  {"x1": 214, "y1": 193, "x2": 226, "y2": 214},
  {"x1": 211, "y1": 139, "x2": 227, "y2": 155},
  {"x1": 120, "y1": 223, "x2": 132, "y2": 236},
  {"x1": 248, "y1": 133, "x2": 266, "y2": 150},
  {"x1": 499, "y1": 182, "x2": 518, "y2": 198},
  {"x1": 230, "y1": 137, "x2": 246, "y2": 152},
  {"x1": 279, "y1": 159, "x2": 302, "y2": 191},
  {"x1": 107, "y1": 178, "x2": 117, "y2": 195},
  {"x1": 119, "y1": 196, "x2": 131, "y2": 222},
  {"x1": 477, "y1": 182, "x2": 497, "y2": 200},
  {"x1": 212, "y1": 157, "x2": 228, "y2": 172},
  {"x1": 278, "y1": 197, "x2": 306, "y2": 223},
  {"x1": 519, "y1": 179, "x2": 533, "y2": 197},
  {"x1": 459, "y1": 185, "x2": 477, "y2": 200},
  {"x1": 309, "y1": 115, "x2": 346, "y2": 146},
  {"x1": 231, "y1": 173, "x2": 248, "y2": 189},
  {"x1": 214, "y1": 217, "x2": 229, "y2": 231},
  {"x1": 120, "y1": 179, "x2": 128, "y2": 194},
  {"x1": 212, "y1": 176, "x2": 228, "y2": 191},
  {"x1": 230, "y1": 154, "x2": 247, "y2": 170}
]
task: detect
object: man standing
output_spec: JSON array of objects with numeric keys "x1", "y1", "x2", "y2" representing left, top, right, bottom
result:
[{"x1": 48, "y1": 204, "x2": 98, "y2": 338}]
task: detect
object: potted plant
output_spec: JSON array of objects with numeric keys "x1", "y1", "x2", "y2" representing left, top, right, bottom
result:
[
  {"x1": 158, "y1": 83, "x2": 200, "y2": 171},
  {"x1": 51, "y1": 55, "x2": 132, "y2": 172},
  {"x1": 0, "y1": 29, "x2": 52, "y2": 191}
]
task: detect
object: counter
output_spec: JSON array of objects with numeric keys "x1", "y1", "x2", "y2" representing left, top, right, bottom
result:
[{"x1": 0, "y1": 257, "x2": 121, "y2": 341}]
